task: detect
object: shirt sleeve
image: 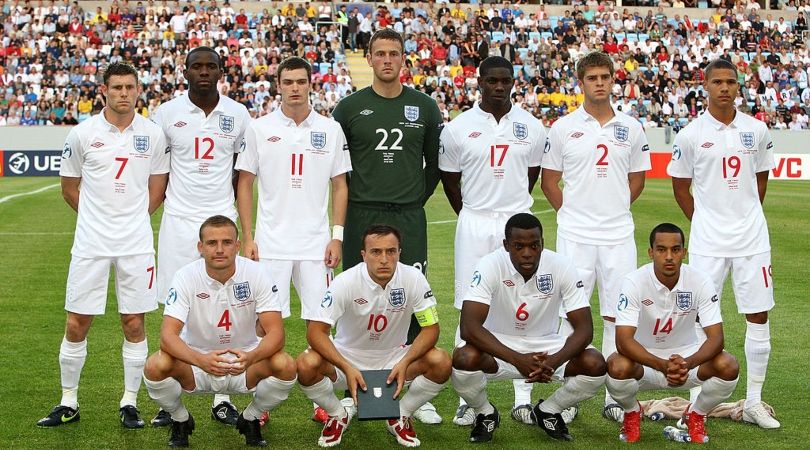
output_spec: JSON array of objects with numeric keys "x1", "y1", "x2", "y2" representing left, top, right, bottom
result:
[
  {"x1": 559, "y1": 259, "x2": 589, "y2": 313},
  {"x1": 695, "y1": 273, "x2": 722, "y2": 328},
  {"x1": 755, "y1": 126, "x2": 776, "y2": 172},
  {"x1": 59, "y1": 127, "x2": 84, "y2": 177},
  {"x1": 234, "y1": 107, "x2": 252, "y2": 155},
  {"x1": 255, "y1": 263, "x2": 282, "y2": 313},
  {"x1": 630, "y1": 123, "x2": 652, "y2": 172},
  {"x1": 666, "y1": 128, "x2": 694, "y2": 178},
  {"x1": 540, "y1": 124, "x2": 563, "y2": 171},
  {"x1": 150, "y1": 129, "x2": 170, "y2": 175},
  {"x1": 464, "y1": 256, "x2": 496, "y2": 306},
  {"x1": 163, "y1": 271, "x2": 191, "y2": 324},
  {"x1": 331, "y1": 122, "x2": 352, "y2": 177},
  {"x1": 410, "y1": 270, "x2": 437, "y2": 313},
  {"x1": 438, "y1": 122, "x2": 461, "y2": 172},
  {"x1": 529, "y1": 119, "x2": 546, "y2": 167},
  {"x1": 312, "y1": 275, "x2": 347, "y2": 326},
  {"x1": 235, "y1": 123, "x2": 259, "y2": 174},
  {"x1": 615, "y1": 276, "x2": 641, "y2": 328}
]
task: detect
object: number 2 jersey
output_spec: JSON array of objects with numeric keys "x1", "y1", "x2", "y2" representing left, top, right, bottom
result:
[
  {"x1": 616, "y1": 263, "x2": 721, "y2": 357},
  {"x1": 465, "y1": 248, "x2": 588, "y2": 338}
]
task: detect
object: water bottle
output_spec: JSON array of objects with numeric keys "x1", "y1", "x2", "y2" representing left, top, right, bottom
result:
[
  {"x1": 663, "y1": 426, "x2": 691, "y2": 443},
  {"x1": 649, "y1": 412, "x2": 665, "y2": 421}
]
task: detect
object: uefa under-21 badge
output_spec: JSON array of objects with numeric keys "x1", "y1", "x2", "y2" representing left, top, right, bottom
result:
[
  {"x1": 513, "y1": 122, "x2": 528, "y2": 140},
  {"x1": 676, "y1": 291, "x2": 693, "y2": 311},
  {"x1": 62, "y1": 143, "x2": 72, "y2": 159},
  {"x1": 311, "y1": 131, "x2": 326, "y2": 149},
  {"x1": 404, "y1": 105, "x2": 419, "y2": 122},
  {"x1": 536, "y1": 274, "x2": 553, "y2": 294},
  {"x1": 321, "y1": 291, "x2": 333, "y2": 308},
  {"x1": 133, "y1": 135, "x2": 149, "y2": 153},
  {"x1": 166, "y1": 288, "x2": 177, "y2": 305},
  {"x1": 617, "y1": 293, "x2": 628, "y2": 311},
  {"x1": 672, "y1": 145, "x2": 682, "y2": 161},
  {"x1": 219, "y1": 115, "x2": 235, "y2": 133},
  {"x1": 233, "y1": 282, "x2": 251, "y2": 302},
  {"x1": 389, "y1": 288, "x2": 406, "y2": 307},
  {"x1": 740, "y1": 132, "x2": 755, "y2": 149},
  {"x1": 614, "y1": 125, "x2": 629, "y2": 142},
  {"x1": 471, "y1": 271, "x2": 482, "y2": 287}
]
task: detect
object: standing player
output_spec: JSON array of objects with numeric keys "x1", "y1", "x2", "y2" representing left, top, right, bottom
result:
[
  {"x1": 143, "y1": 216, "x2": 297, "y2": 447},
  {"x1": 606, "y1": 223, "x2": 739, "y2": 443},
  {"x1": 37, "y1": 62, "x2": 169, "y2": 428},
  {"x1": 151, "y1": 46, "x2": 252, "y2": 427},
  {"x1": 451, "y1": 213, "x2": 606, "y2": 443},
  {"x1": 296, "y1": 225, "x2": 451, "y2": 448},
  {"x1": 236, "y1": 56, "x2": 350, "y2": 322},
  {"x1": 439, "y1": 56, "x2": 546, "y2": 426},
  {"x1": 668, "y1": 58, "x2": 780, "y2": 429},
  {"x1": 332, "y1": 28, "x2": 443, "y2": 425},
  {"x1": 541, "y1": 50, "x2": 651, "y2": 422}
]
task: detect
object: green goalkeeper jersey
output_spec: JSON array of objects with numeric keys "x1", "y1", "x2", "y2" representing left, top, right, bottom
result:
[{"x1": 332, "y1": 85, "x2": 442, "y2": 205}]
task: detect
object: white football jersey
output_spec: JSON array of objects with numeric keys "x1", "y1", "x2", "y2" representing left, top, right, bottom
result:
[
  {"x1": 236, "y1": 108, "x2": 351, "y2": 260},
  {"x1": 152, "y1": 94, "x2": 251, "y2": 221},
  {"x1": 315, "y1": 262, "x2": 437, "y2": 351},
  {"x1": 439, "y1": 103, "x2": 545, "y2": 212},
  {"x1": 667, "y1": 111, "x2": 774, "y2": 257},
  {"x1": 616, "y1": 263, "x2": 721, "y2": 357},
  {"x1": 465, "y1": 248, "x2": 589, "y2": 338},
  {"x1": 543, "y1": 107, "x2": 651, "y2": 244},
  {"x1": 163, "y1": 256, "x2": 281, "y2": 353},
  {"x1": 60, "y1": 111, "x2": 169, "y2": 257}
]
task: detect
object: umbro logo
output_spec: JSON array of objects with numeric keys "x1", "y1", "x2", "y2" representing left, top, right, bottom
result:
[
  {"x1": 642, "y1": 298, "x2": 653, "y2": 306},
  {"x1": 360, "y1": 109, "x2": 374, "y2": 115},
  {"x1": 503, "y1": 280, "x2": 514, "y2": 287},
  {"x1": 543, "y1": 418, "x2": 558, "y2": 430},
  {"x1": 90, "y1": 141, "x2": 104, "y2": 148},
  {"x1": 483, "y1": 420, "x2": 496, "y2": 432},
  {"x1": 570, "y1": 132, "x2": 584, "y2": 139},
  {"x1": 701, "y1": 142, "x2": 714, "y2": 148},
  {"x1": 469, "y1": 131, "x2": 481, "y2": 138},
  {"x1": 196, "y1": 293, "x2": 210, "y2": 299},
  {"x1": 173, "y1": 121, "x2": 187, "y2": 128},
  {"x1": 354, "y1": 298, "x2": 368, "y2": 305},
  {"x1": 267, "y1": 136, "x2": 281, "y2": 142}
]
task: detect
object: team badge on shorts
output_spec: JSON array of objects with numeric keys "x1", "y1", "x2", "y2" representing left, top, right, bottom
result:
[
  {"x1": 404, "y1": 105, "x2": 420, "y2": 122},
  {"x1": 513, "y1": 122, "x2": 528, "y2": 140},
  {"x1": 389, "y1": 288, "x2": 406, "y2": 307},
  {"x1": 133, "y1": 135, "x2": 150, "y2": 153},
  {"x1": 676, "y1": 291, "x2": 693, "y2": 311},
  {"x1": 740, "y1": 132, "x2": 755, "y2": 149},
  {"x1": 311, "y1": 131, "x2": 326, "y2": 149},
  {"x1": 614, "y1": 125, "x2": 629, "y2": 142},
  {"x1": 233, "y1": 282, "x2": 251, "y2": 302},
  {"x1": 219, "y1": 115, "x2": 235, "y2": 133},
  {"x1": 536, "y1": 274, "x2": 553, "y2": 294}
]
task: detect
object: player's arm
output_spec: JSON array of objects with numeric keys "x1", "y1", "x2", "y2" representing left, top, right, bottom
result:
[
  {"x1": 756, "y1": 170, "x2": 769, "y2": 204},
  {"x1": 148, "y1": 173, "x2": 169, "y2": 214},
  {"x1": 540, "y1": 168, "x2": 563, "y2": 211},
  {"x1": 306, "y1": 320, "x2": 367, "y2": 403},
  {"x1": 61, "y1": 176, "x2": 81, "y2": 212},
  {"x1": 615, "y1": 325, "x2": 668, "y2": 374},
  {"x1": 542, "y1": 306, "x2": 593, "y2": 376},
  {"x1": 229, "y1": 310, "x2": 285, "y2": 373},
  {"x1": 528, "y1": 166, "x2": 541, "y2": 194},
  {"x1": 422, "y1": 107, "x2": 442, "y2": 204},
  {"x1": 460, "y1": 301, "x2": 538, "y2": 377},
  {"x1": 628, "y1": 170, "x2": 646, "y2": 203},
  {"x1": 440, "y1": 170, "x2": 462, "y2": 215},
  {"x1": 159, "y1": 316, "x2": 233, "y2": 376},
  {"x1": 671, "y1": 177, "x2": 694, "y2": 220},
  {"x1": 325, "y1": 173, "x2": 348, "y2": 268},
  {"x1": 683, "y1": 323, "x2": 724, "y2": 370},
  {"x1": 236, "y1": 170, "x2": 258, "y2": 260}
]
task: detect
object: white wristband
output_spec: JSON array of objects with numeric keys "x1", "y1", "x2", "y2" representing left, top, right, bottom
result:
[{"x1": 332, "y1": 225, "x2": 344, "y2": 242}]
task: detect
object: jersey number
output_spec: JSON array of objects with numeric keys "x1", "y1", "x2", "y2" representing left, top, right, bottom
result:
[
  {"x1": 762, "y1": 265, "x2": 773, "y2": 288},
  {"x1": 653, "y1": 318, "x2": 673, "y2": 335},
  {"x1": 218, "y1": 310, "x2": 232, "y2": 332},
  {"x1": 490, "y1": 144, "x2": 509, "y2": 167},
  {"x1": 114, "y1": 157, "x2": 128, "y2": 179},
  {"x1": 722, "y1": 156, "x2": 741, "y2": 178},
  {"x1": 596, "y1": 144, "x2": 609, "y2": 166},
  {"x1": 146, "y1": 266, "x2": 154, "y2": 289},
  {"x1": 375, "y1": 128, "x2": 404, "y2": 151},
  {"x1": 195, "y1": 137, "x2": 215, "y2": 160},
  {"x1": 367, "y1": 313, "x2": 388, "y2": 333},
  {"x1": 291, "y1": 153, "x2": 303, "y2": 175},
  {"x1": 515, "y1": 302, "x2": 529, "y2": 321}
]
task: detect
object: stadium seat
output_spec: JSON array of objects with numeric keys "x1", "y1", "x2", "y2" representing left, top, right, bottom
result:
[
  {"x1": 319, "y1": 62, "x2": 332, "y2": 74},
  {"x1": 549, "y1": 17, "x2": 559, "y2": 29},
  {"x1": 668, "y1": 117, "x2": 676, "y2": 126},
  {"x1": 627, "y1": 33, "x2": 639, "y2": 42},
  {"x1": 529, "y1": 32, "x2": 541, "y2": 41},
  {"x1": 698, "y1": 1, "x2": 708, "y2": 7},
  {"x1": 541, "y1": 31, "x2": 553, "y2": 40},
  {"x1": 541, "y1": 107, "x2": 551, "y2": 114},
  {"x1": 588, "y1": 24, "x2": 597, "y2": 32},
  {"x1": 513, "y1": 65, "x2": 523, "y2": 78},
  {"x1": 639, "y1": 33, "x2": 649, "y2": 42},
  {"x1": 492, "y1": 31, "x2": 504, "y2": 42},
  {"x1": 517, "y1": 48, "x2": 529, "y2": 60},
  {"x1": 678, "y1": 118, "x2": 689, "y2": 127},
  {"x1": 643, "y1": 100, "x2": 652, "y2": 108},
  {"x1": 616, "y1": 33, "x2": 626, "y2": 42}
]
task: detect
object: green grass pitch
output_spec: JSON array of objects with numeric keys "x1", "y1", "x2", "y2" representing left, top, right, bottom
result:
[{"x1": 0, "y1": 177, "x2": 807, "y2": 449}]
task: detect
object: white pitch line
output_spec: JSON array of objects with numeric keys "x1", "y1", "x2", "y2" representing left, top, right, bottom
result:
[
  {"x1": 428, "y1": 208, "x2": 554, "y2": 225},
  {"x1": 0, "y1": 183, "x2": 59, "y2": 204}
]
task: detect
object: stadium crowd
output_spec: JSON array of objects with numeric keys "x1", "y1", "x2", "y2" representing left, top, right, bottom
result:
[{"x1": 1, "y1": 0, "x2": 810, "y2": 130}]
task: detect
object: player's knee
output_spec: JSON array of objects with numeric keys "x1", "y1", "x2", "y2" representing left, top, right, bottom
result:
[
  {"x1": 270, "y1": 351, "x2": 297, "y2": 381},
  {"x1": 296, "y1": 348, "x2": 324, "y2": 383},
  {"x1": 745, "y1": 311, "x2": 768, "y2": 324},
  {"x1": 579, "y1": 348, "x2": 607, "y2": 377},
  {"x1": 714, "y1": 351, "x2": 740, "y2": 381},
  {"x1": 425, "y1": 348, "x2": 452, "y2": 382},
  {"x1": 143, "y1": 350, "x2": 173, "y2": 380},
  {"x1": 452, "y1": 344, "x2": 483, "y2": 371},
  {"x1": 120, "y1": 313, "x2": 146, "y2": 341},
  {"x1": 65, "y1": 313, "x2": 92, "y2": 341},
  {"x1": 607, "y1": 353, "x2": 635, "y2": 379}
]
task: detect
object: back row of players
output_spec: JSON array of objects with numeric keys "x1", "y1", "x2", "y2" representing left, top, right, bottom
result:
[{"x1": 37, "y1": 28, "x2": 779, "y2": 447}]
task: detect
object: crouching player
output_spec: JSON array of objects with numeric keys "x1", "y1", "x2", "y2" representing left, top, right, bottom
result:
[
  {"x1": 297, "y1": 224, "x2": 451, "y2": 448},
  {"x1": 606, "y1": 223, "x2": 739, "y2": 443},
  {"x1": 451, "y1": 213, "x2": 607, "y2": 443},
  {"x1": 143, "y1": 216, "x2": 297, "y2": 447}
]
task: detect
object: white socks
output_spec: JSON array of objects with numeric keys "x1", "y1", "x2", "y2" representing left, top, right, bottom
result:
[
  {"x1": 744, "y1": 321, "x2": 771, "y2": 409},
  {"x1": 451, "y1": 369, "x2": 494, "y2": 415},
  {"x1": 540, "y1": 375, "x2": 606, "y2": 414},
  {"x1": 694, "y1": 377, "x2": 738, "y2": 415},
  {"x1": 144, "y1": 376, "x2": 189, "y2": 422},
  {"x1": 300, "y1": 377, "x2": 344, "y2": 417},
  {"x1": 602, "y1": 320, "x2": 618, "y2": 404},
  {"x1": 213, "y1": 393, "x2": 232, "y2": 407},
  {"x1": 400, "y1": 376, "x2": 444, "y2": 418},
  {"x1": 121, "y1": 339, "x2": 148, "y2": 408},
  {"x1": 59, "y1": 337, "x2": 87, "y2": 409},
  {"x1": 513, "y1": 378, "x2": 533, "y2": 407},
  {"x1": 606, "y1": 376, "x2": 641, "y2": 412},
  {"x1": 243, "y1": 376, "x2": 296, "y2": 420}
]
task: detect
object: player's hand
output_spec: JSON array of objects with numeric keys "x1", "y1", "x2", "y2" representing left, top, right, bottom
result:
[
  {"x1": 197, "y1": 349, "x2": 236, "y2": 377},
  {"x1": 226, "y1": 348, "x2": 255, "y2": 375},
  {"x1": 512, "y1": 352, "x2": 544, "y2": 380},
  {"x1": 344, "y1": 366, "x2": 367, "y2": 407},
  {"x1": 387, "y1": 361, "x2": 409, "y2": 399},
  {"x1": 666, "y1": 354, "x2": 689, "y2": 387},
  {"x1": 243, "y1": 240, "x2": 259, "y2": 261},
  {"x1": 526, "y1": 352, "x2": 555, "y2": 383},
  {"x1": 324, "y1": 239, "x2": 342, "y2": 269}
]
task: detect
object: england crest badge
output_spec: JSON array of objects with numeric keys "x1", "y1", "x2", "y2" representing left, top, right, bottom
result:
[
  {"x1": 133, "y1": 135, "x2": 150, "y2": 153},
  {"x1": 389, "y1": 288, "x2": 406, "y2": 307},
  {"x1": 676, "y1": 291, "x2": 693, "y2": 311},
  {"x1": 740, "y1": 132, "x2": 755, "y2": 149},
  {"x1": 513, "y1": 122, "x2": 528, "y2": 140},
  {"x1": 311, "y1": 131, "x2": 326, "y2": 149},
  {"x1": 614, "y1": 125, "x2": 629, "y2": 142},
  {"x1": 219, "y1": 115, "x2": 235, "y2": 133},
  {"x1": 404, "y1": 105, "x2": 420, "y2": 122},
  {"x1": 233, "y1": 281, "x2": 251, "y2": 302},
  {"x1": 536, "y1": 274, "x2": 553, "y2": 294}
]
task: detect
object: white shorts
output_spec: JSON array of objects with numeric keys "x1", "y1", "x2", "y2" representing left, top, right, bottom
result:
[
  {"x1": 188, "y1": 366, "x2": 250, "y2": 394},
  {"x1": 65, "y1": 253, "x2": 157, "y2": 315},
  {"x1": 454, "y1": 208, "x2": 526, "y2": 309},
  {"x1": 556, "y1": 235, "x2": 637, "y2": 318},
  {"x1": 261, "y1": 259, "x2": 333, "y2": 319},
  {"x1": 637, "y1": 344, "x2": 702, "y2": 390},
  {"x1": 331, "y1": 345, "x2": 410, "y2": 390},
  {"x1": 689, "y1": 252, "x2": 774, "y2": 314},
  {"x1": 157, "y1": 213, "x2": 205, "y2": 304}
]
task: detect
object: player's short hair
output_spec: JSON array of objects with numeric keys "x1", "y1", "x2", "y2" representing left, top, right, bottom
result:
[
  {"x1": 368, "y1": 28, "x2": 404, "y2": 53},
  {"x1": 277, "y1": 56, "x2": 312, "y2": 81},
  {"x1": 704, "y1": 58, "x2": 738, "y2": 81},
  {"x1": 199, "y1": 215, "x2": 239, "y2": 241},
  {"x1": 576, "y1": 50, "x2": 614, "y2": 81},
  {"x1": 649, "y1": 223, "x2": 685, "y2": 248},
  {"x1": 504, "y1": 213, "x2": 543, "y2": 240},
  {"x1": 186, "y1": 46, "x2": 221, "y2": 68},
  {"x1": 102, "y1": 62, "x2": 138, "y2": 85},
  {"x1": 362, "y1": 224, "x2": 402, "y2": 249},
  {"x1": 479, "y1": 56, "x2": 514, "y2": 78}
]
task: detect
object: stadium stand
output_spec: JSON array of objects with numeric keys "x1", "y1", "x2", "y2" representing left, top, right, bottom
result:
[{"x1": 1, "y1": 0, "x2": 809, "y2": 130}]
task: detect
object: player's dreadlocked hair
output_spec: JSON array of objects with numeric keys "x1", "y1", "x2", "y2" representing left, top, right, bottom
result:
[{"x1": 504, "y1": 213, "x2": 543, "y2": 240}]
